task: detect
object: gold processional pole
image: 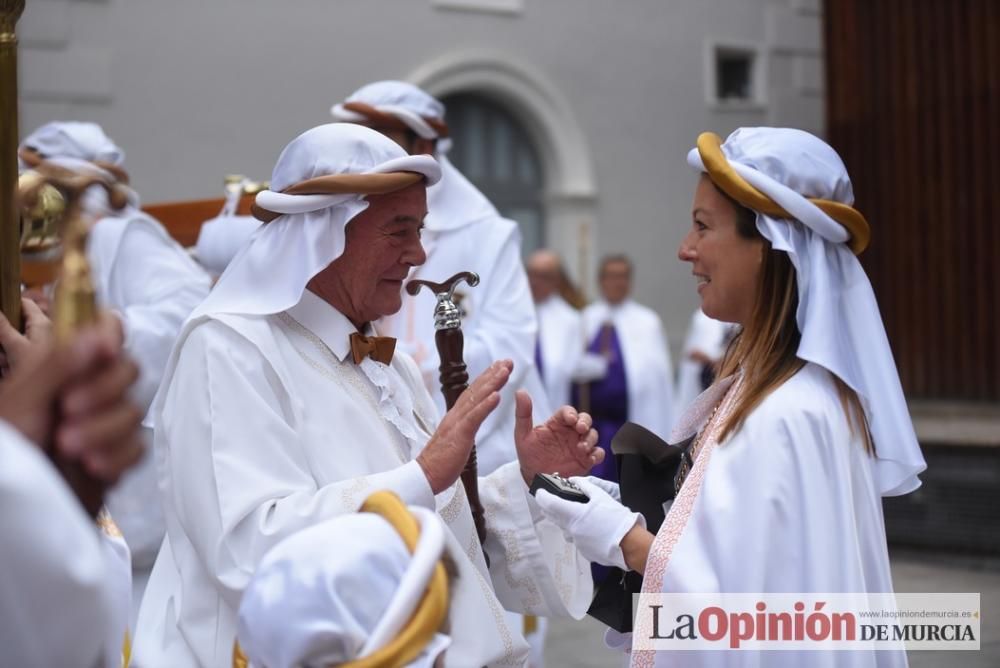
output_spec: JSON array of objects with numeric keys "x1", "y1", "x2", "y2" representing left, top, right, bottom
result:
[{"x1": 0, "y1": 0, "x2": 25, "y2": 330}]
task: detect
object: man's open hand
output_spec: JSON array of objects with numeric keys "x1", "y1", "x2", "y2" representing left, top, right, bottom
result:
[
  {"x1": 417, "y1": 360, "x2": 512, "y2": 494},
  {"x1": 514, "y1": 390, "x2": 603, "y2": 485}
]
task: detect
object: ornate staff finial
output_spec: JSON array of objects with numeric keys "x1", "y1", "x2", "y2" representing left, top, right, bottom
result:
[
  {"x1": 407, "y1": 271, "x2": 479, "y2": 331},
  {"x1": 406, "y1": 270, "x2": 489, "y2": 556},
  {"x1": 19, "y1": 162, "x2": 129, "y2": 340}
]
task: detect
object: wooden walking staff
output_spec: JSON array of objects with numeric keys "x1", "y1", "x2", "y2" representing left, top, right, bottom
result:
[
  {"x1": 406, "y1": 271, "x2": 489, "y2": 555},
  {"x1": 0, "y1": 0, "x2": 25, "y2": 330}
]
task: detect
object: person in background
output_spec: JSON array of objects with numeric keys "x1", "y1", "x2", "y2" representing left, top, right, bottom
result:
[
  {"x1": 527, "y1": 249, "x2": 605, "y2": 410},
  {"x1": 574, "y1": 254, "x2": 675, "y2": 483},
  {"x1": 673, "y1": 307, "x2": 736, "y2": 417}
]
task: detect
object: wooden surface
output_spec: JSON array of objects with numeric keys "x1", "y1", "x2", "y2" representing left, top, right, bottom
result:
[
  {"x1": 825, "y1": 0, "x2": 1000, "y2": 401},
  {"x1": 142, "y1": 194, "x2": 255, "y2": 247}
]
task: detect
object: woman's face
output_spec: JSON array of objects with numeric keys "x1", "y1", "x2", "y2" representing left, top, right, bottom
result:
[{"x1": 678, "y1": 175, "x2": 764, "y2": 325}]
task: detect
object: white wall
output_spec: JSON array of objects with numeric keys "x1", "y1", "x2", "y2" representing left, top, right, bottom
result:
[{"x1": 16, "y1": 0, "x2": 824, "y2": 355}]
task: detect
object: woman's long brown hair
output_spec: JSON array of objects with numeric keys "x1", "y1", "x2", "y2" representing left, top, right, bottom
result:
[{"x1": 714, "y1": 192, "x2": 875, "y2": 454}]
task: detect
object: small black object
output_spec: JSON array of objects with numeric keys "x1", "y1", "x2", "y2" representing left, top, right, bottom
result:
[
  {"x1": 586, "y1": 422, "x2": 695, "y2": 633},
  {"x1": 529, "y1": 473, "x2": 589, "y2": 503}
]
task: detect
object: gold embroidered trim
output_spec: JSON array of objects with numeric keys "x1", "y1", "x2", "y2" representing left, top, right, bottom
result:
[{"x1": 275, "y1": 312, "x2": 409, "y2": 464}]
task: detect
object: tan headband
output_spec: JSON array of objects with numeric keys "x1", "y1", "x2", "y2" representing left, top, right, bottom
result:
[
  {"x1": 250, "y1": 171, "x2": 426, "y2": 223},
  {"x1": 342, "y1": 101, "x2": 450, "y2": 139},
  {"x1": 18, "y1": 147, "x2": 131, "y2": 186},
  {"x1": 697, "y1": 132, "x2": 870, "y2": 254}
]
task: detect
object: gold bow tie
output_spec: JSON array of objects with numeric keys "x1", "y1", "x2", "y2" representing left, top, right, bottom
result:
[{"x1": 349, "y1": 332, "x2": 396, "y2": 365}]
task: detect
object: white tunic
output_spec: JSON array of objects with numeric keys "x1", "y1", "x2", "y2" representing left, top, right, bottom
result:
[
  {"x1": 133, "y1": 289, "x2": 592, "y2": 668},
  {"x1": 581, "y1": 299, "x2": 675, "y2": 440},
  {"x1": 535, "y1": 294, "x2": 586, "y2": 409},
  {"x1": 377, "y1": 159, "x2": 550, "y2": 474},
  {"x1": 629, "y1": 364, "x2": 907, "y2": 667},
  {"x1": 0, "y1": 420, "x2": 125, "y2": 668}
]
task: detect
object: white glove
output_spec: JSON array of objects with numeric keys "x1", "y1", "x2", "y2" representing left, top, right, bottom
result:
[
  {"x1": 572, "y1": 352, "x2": 609, "y2": 382},
  {"x1": 585, "y1": 476, "x2": 621, "y2": 502},
  {"x1": 534, "y1": 476, "x2": 643, "y2": 571}
]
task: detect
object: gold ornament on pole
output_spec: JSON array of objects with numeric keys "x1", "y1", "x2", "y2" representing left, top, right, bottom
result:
[
  {"x1": 18, "y1": 163, "x2": 129, "y2": 340},
  {"x1": 18, "y1": 171, "x2": 66, "y2": 289},
  {"x1": 0, "y1": 0, "x2": 25, "y2": 330}
]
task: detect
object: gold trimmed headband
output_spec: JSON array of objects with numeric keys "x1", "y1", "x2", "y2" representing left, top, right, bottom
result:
[
  {"x1": 249, "y1": 171, "x2": 426, "y2": 223},
  {"x1": 232, "y1": 490, "x2": 449, "y2": 668},
  {"x1": 343, "y1": 101, "x2": 450, "y2": 139},
  {"x1": 696, "y1": 132, "x2": 870, "y2": 254}
]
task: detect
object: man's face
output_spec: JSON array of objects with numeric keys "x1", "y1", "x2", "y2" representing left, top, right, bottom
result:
[
  {"x1": 599, "y1": 260, "x2": 632, "y2": 305},
  {"x1": 378, "y1": 128, "x2": 436, "y2": 157},
  {"x1": 312, "y1": 182, "x2": 428, "y2": 324},
  {"x1": 526, "y1": 251, "x2": 561, "y2": 303}
]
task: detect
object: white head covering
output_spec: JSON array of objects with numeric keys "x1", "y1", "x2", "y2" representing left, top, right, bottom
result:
[
  {"x1": 687, "y1": 127, "x2": 926, "y2": 497},
  {"x1": 141, "y1": 124, "x2": 440, "y2": 432},
  {"x1": 189, "y1": 123, "x2": 440, "y2": 321},
  {"x1": 193, "y1": 213, "x2": 260, "y2": 276},
  {"x1": 331, "y1": 81, "x2": 500, "y2": 232},
  {"x1": 237, "y1": 507, "x2": 451, "y2": 668},
  {"x1": 20, "y1": 121, "x2": 125, "y2": 166},
  {"x1": 19, "y1": 121, "x2": 139, "y2": 217}
]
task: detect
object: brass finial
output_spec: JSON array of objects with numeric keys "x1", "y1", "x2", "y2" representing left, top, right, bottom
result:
[
  {"x1": 19, "y1": 170, "x2": 66, "y2": 253},
  {"x1": 224, "y1": 174, "x2": 269, "y2": 196},
  {"x1": 0, "y1": 1, "x2": 25, "y2": 35},
  {"x1": 19, "y1": 162, "x2": 128, "y2": 341}
]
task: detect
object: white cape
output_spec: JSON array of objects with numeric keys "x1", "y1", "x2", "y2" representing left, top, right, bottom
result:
[{"x1": 629, "y1": 364, "x2": 907, "y2": 668}]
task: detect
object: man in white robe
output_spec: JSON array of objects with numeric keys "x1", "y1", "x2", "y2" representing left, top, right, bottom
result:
[
  {"x1": 0, "y1": 309, "x2": 145, "y2": 668},
  {"x1": 527, "y1": 249, "x2": 605, "y2": 410},
  {"x1": 673, "y1": 307, "x2": 736, "y2": 418},
  {"x1": 331, "y1": 81, "x2": 551, "y2": 475},
  {"x1": 19, "y1": 122, "x2": 213, "y2": 621},
  {"x1": 577, "y1": 255, "x2": 674, "y2": 480},
  {"x1": 134, "y1": 123, "x2": 605, "y2": 668}
]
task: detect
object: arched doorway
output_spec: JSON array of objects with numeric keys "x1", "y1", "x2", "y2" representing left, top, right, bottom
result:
[
  {"x1": 440, "y1": 92, "x2": 545, "y2": 256},
  {"x1": 411, "y1": 50, "x2": 598, "y2": 288}
]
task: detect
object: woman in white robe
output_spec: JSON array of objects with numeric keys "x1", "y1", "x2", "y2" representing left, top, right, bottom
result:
[{"x1": 534, "y1": 127, "x2": 927, "y2": 667}]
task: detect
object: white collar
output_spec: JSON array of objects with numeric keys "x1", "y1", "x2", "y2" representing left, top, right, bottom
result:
[{"x1": 284, "y1": 289, "x2": 375, "y2": 363}]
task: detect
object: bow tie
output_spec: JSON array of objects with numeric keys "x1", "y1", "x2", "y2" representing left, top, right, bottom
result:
[{"x1": 349, "y1": 332, "x2": 396, "y2": 365}]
